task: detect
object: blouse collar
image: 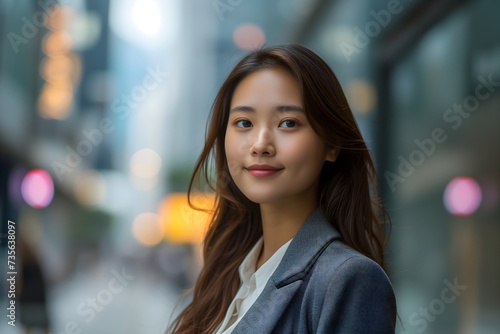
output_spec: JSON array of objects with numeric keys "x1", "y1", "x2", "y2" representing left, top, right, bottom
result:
[{"x1": 238, "y1": 236, "x2": 293, "y2": 292}]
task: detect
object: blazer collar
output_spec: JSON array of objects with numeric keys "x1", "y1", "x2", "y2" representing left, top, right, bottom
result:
[
  {"x1": 232, "y1": 206, "x2": 342, "y2": 333},
  {"x1": 271, "y1": 206, "x2": 341, "y2": 288}
]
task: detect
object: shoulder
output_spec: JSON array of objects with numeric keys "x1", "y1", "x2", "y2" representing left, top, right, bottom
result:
[
  {"x1": 327, "y1": 240, "x2": 388, "y2": 276},
  {"x1": 310, "y1": 239, "x2": 390, "y2": 283},
  {"x1": 307, "y1": 240, "x2": 396, "y2": 332}
]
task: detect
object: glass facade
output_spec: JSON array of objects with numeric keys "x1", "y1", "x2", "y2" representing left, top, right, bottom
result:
[
  {"x1": 303, "y1": 0, "x2": 500, "y2": 332},
  {"x1": 384, "y1": 1, "x2": 500, "y2": 333}
]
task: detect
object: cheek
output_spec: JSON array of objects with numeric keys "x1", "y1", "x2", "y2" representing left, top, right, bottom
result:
[
  {"x1": 281, "y1": 139, "x2": 327, "y2": 186},
  {"x1": 224, "y1": 135, "x2": 235, "y2": 171},
  {"x1": 280, "y1": 135, "x2": 326, "y2": 167},
  {"x1": 225, "y1": 130, "x2": 252, "y2": 157},
  {"x1": 225, "y1": 131, "x2": 246, "y2": 176}
]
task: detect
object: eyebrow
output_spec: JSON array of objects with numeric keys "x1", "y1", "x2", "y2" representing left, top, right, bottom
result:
[{"x1": 229, "y1": 105, "x2": 305, "y2": 114}]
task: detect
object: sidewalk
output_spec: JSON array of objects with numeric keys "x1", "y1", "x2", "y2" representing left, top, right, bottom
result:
[{"x1": 1, "y1": 261, "x2": 182, "y2": 334}]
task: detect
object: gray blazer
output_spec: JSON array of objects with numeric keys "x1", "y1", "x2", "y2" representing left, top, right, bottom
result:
[{"x1": 231, "y1": 207, "x2": 396, "y2": 333}]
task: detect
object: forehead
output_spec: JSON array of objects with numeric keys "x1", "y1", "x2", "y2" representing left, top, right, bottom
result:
[{"x1": 230, "y1": 68, "x2": 302, "y2": 108}]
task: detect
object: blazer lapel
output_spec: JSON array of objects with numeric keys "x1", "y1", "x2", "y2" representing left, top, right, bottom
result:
[{"x1": 233, "y1": 207, "x2": 342, "y2": 333}]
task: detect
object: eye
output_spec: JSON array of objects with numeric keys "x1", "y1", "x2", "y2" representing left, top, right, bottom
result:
[
  {"x1": 279, "y1": 120, "x2": 297, "y2": 128},
  {"x1": 235, "y1": 119, "x2": 252, "y2": 128}
]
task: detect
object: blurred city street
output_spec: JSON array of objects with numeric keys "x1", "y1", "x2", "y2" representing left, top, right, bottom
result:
[
  {"x1": 1, "y1": 0, "x2": 499, "y2": 333},
  {"x1": 1, "y1": 257, "x2": 182, "y2": 334}
]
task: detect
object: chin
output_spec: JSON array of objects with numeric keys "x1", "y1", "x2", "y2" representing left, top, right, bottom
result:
[{"x1": 240, "y1": 191, "x2": 284, "y2": 205}]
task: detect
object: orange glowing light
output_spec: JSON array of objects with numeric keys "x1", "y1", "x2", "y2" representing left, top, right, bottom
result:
[
  {"x1": 159, "y1": 193, "x2": 215, "y2": 244},
  {"x1": 37, "y1": 81, "x2": 73, "y2": 119},
  {"x1": 40, "y1": 54, "x2": 81, "y2": 84},
  {"x1": 42, "y1": 31, "x2": 73, "y2": 56},
  {"x1": 47, "y1": 6, "x2": 73, "y2": 31}
]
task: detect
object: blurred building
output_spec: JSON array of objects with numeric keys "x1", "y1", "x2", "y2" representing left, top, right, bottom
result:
[
  {"x1": 297, "y1": 0, "x2": 499, "y2": 333},
  {"x1": 0, "y1": 0, "x2": 115, "y2": 283}
]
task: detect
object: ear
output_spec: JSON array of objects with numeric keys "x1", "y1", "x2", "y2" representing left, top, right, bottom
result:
[{"x1": 325, "y1": 147, "x2": 339, "y2": 163}]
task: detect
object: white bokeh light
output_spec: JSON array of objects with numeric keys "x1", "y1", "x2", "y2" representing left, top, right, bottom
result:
[
  {"x1": 110, "y1": 0, "x2": 179, "y2": 48},
  {"x1": 132, "y1": 0, "x2": 161, "y2": 36},
  {"x1": 130, "y1": 148, "x2": 162, "y2": 179}
]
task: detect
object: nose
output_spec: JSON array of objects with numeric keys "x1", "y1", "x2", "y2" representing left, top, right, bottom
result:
[{"x1": 250, "y1": 128, "x2": 275, "y2": 157}]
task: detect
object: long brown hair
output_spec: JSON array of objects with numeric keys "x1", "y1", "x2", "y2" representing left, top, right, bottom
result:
[{"x1": 167, "y1": 44, "x2": 391, "y2": 333}]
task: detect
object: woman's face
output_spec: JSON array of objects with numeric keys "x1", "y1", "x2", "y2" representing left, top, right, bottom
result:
[{"x1": 225, "y1": 68, "x2": 336, "y2": 205}]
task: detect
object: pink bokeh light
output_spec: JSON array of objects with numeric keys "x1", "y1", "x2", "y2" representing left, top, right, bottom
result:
[
  {"x1": 21, "y1": 169, "x2": 54, "y2": 209},
  {"x1": 233, "y1": 23, "x2": 266, "y2": 51},
  {"x1": 444, "y1": 176, "x2": 482, "y2": 216}
]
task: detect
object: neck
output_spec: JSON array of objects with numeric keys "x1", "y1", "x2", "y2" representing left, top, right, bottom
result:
[{"x1": 256, "y1": 197, "x2": 318, "y2": 269}]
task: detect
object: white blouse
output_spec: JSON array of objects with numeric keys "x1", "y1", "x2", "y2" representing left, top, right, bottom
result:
[{"x1": 214, "y1": 236, "x2": 293, "y2": 334}]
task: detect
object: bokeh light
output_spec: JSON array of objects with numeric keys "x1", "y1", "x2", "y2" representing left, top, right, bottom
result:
[
  {"x1": 132, "y1": 212, "x2": 164, "y2": 247},
  {"x1": 40, "y1": 54, "x2": 82, "y2": 85},
  {"x1": 42, "y1": 30, "x2": 73, "y2": 56},
  {"x1": 345, "y1": 79, "x2": 377, "y2": 115},
  {"x1": 444, "y1": 176, "x2": 482, "y2": 216},
  {"x1": 37, "y1": 82, "x2": 74, "y2": 119},
  {"x1": 129, "y1": 148, "x2": 162, "y2": 179},
  {"x1": 132, "y1": 0, "x2": 161, "y2": 36},
  {"x1": 110, "y1": 0, "x2": 178, "y2": 48},
  {"x1": 233, "y1": 23, "x2": 266, "y2": 50},
  {"x1": 38, "y1": 4, "x2": 80, "y2": 120},
  {"x1": 46, "y1": 5, "x2": 73, "y2": 31},
  {"x1": 159, "y1": 193, "x2": 215, "y2": 244},
  {"x1": 21, "y1": 169, "x2": 54, "y2": 209}
]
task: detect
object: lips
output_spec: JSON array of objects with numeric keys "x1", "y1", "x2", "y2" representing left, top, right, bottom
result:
[
  {"x1": 245, "y1": 164, "x2": 283, "y2": 177},
  {"x1": 246, "y1": 164, "x2": 282, "y2": 171}
]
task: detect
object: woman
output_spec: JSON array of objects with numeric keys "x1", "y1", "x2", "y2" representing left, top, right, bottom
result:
[{"x1": 167, "y1": 44, "x2": 396, "y2": 333}]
